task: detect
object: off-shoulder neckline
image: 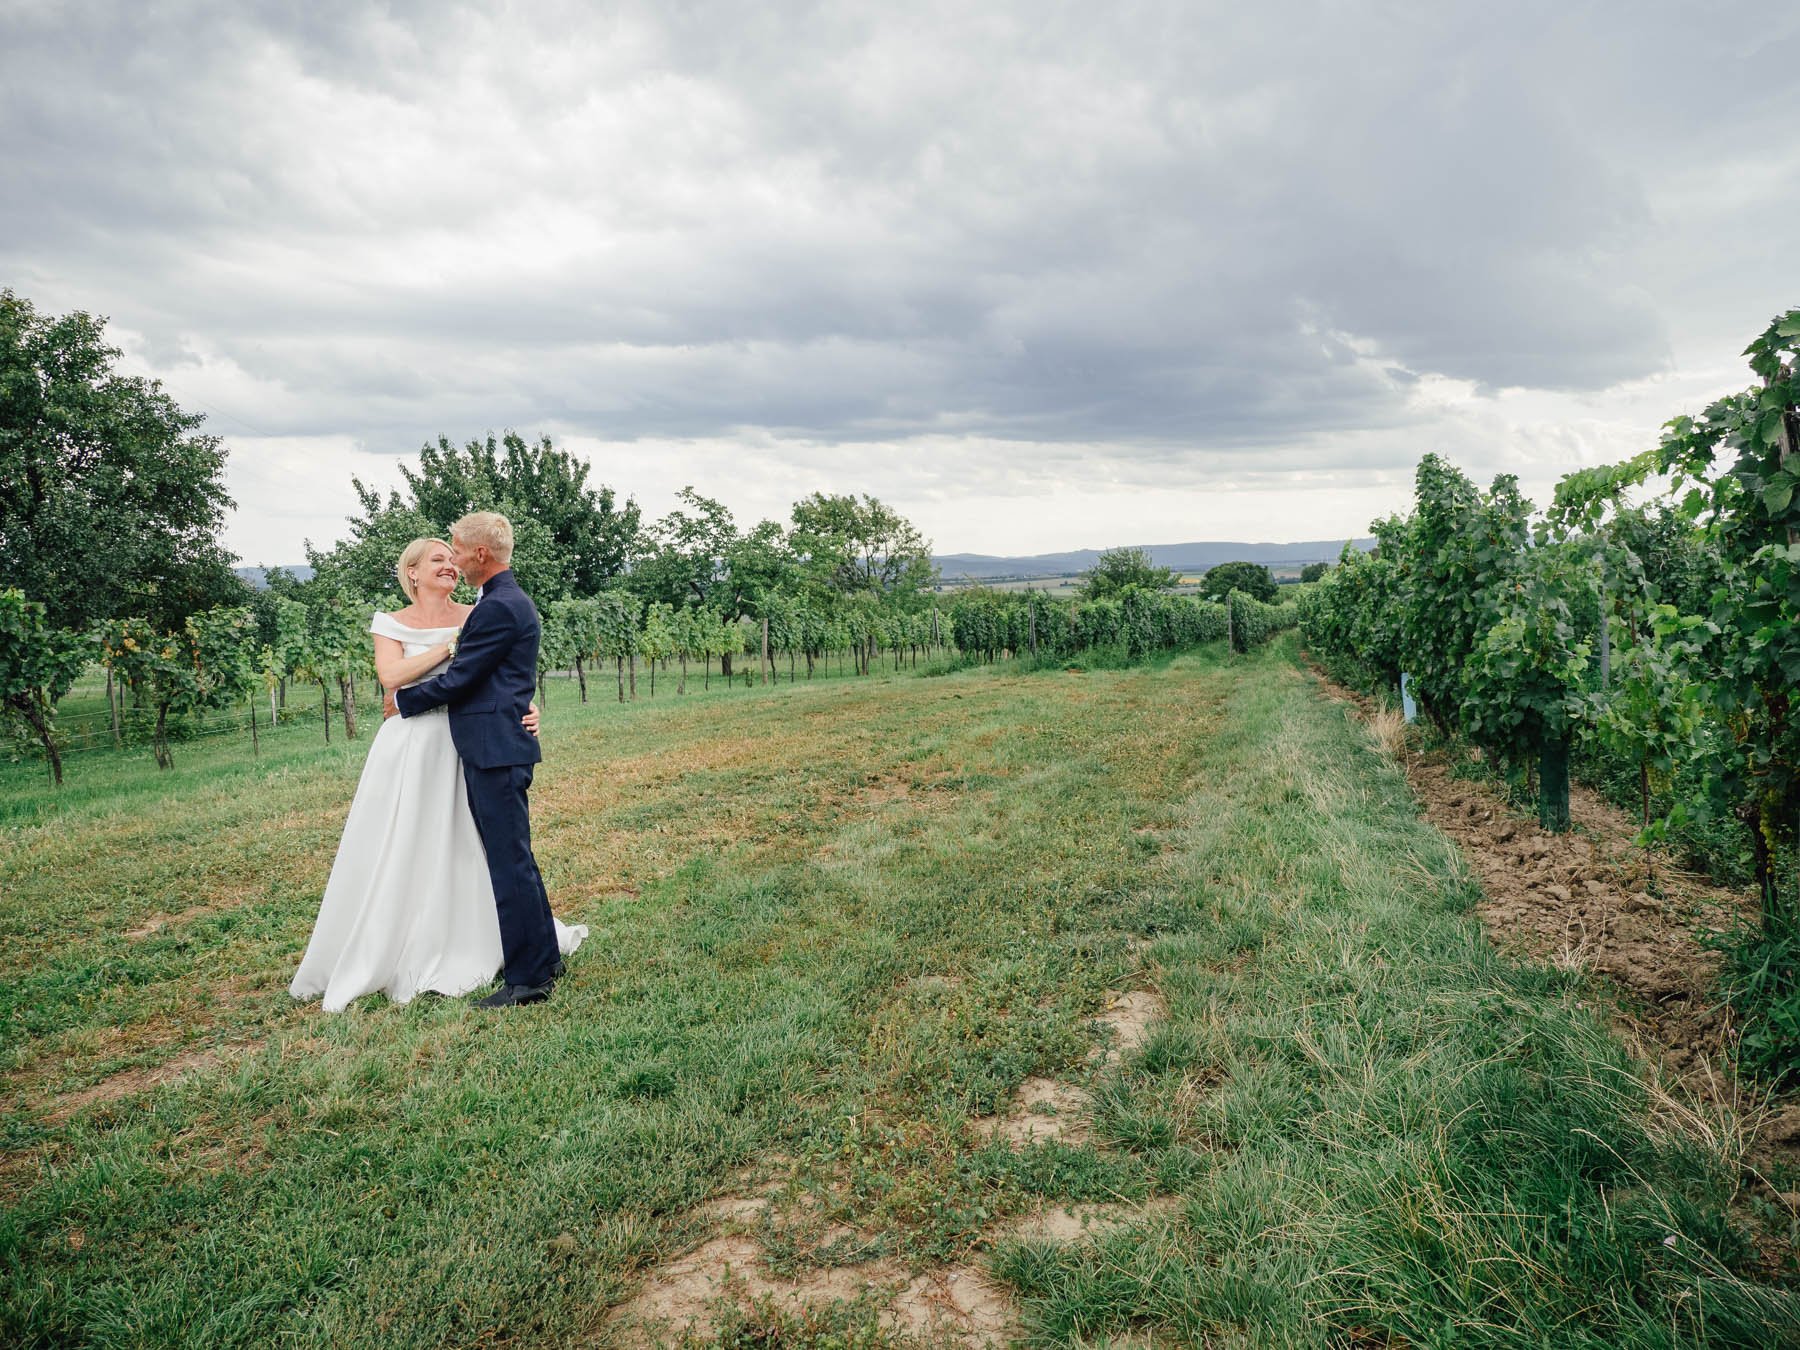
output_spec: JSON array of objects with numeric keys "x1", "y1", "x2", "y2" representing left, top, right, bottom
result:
[{"x1": 376, "y1": 608, "x2": 469, "y2": 633}]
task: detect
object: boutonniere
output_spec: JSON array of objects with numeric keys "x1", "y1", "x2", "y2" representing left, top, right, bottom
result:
[{"x1": 446, "y1": 627, "x2": 462, "y2": 661}]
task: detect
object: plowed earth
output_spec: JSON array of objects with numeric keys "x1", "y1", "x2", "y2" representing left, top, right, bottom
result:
[{"x1": 1311, "y1": 672, "x2": 1800, "y2": 1186}]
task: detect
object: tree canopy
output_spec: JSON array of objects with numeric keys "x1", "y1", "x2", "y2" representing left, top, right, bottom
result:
[
  {"x1": 1199, "y1": 559, "x2": 1277, "y2": 604},
  {"x1": 628, "y1": 487, "x2": 746, "y2": 611},
  {"x1": 788, "y1": 492, "x2": 936, "y2": 601},
  {"x1": 307, "y1": 431, "x2": 640, "y2": 602},
  {"x1": 1079, "y1": 546, "x2": 1177, "y2": 598},
  {"x1": 0, "y1": 290, "x2": 241, "y2": 631}
]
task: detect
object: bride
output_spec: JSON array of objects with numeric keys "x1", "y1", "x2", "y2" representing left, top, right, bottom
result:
[{"x1": 289, "y1": 537, "x2": 587, "y2": 1011}]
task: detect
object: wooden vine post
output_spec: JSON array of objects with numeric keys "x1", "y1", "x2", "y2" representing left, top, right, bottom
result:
[
  {"x1": 1776, "y1": 361, "x2": 1799, "y2": 545},
  {"x1": 1596, "y1": 555, "x2": 1609, "y2": 688}
]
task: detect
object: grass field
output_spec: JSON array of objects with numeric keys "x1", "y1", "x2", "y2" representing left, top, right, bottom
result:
[{"x1": 2, "y1": 639, "x2": 1795, "y2": 1346}]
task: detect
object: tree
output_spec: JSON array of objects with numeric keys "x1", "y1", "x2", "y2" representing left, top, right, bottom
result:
[
  {"x1": 788, "y1": 492, "x2": 935, "y2": 600},
  {"x1": 402, "y1": 432, "x2": 641, "y2": 594},
  {"x1": 1198, "y1": 560, "x2": 1277, "y2": 604},
  {"x1": 0, "y1": 290, "x2": 242, "y2": 633},
  {"x1": 725, "y1": 519, "x2": 797, "y2": 618},
  {"x1": 1300, "y1": 562, "x2": 1330, "y2": 584},
  {"x1": 303, "y1": 483, "x2": 439, "y2": 603},
  {"x1": 1079, "y1": 546, "x2": 1177, "y2": 599},
  {"x1": 630, "y1": 488, "x2": 744, "y2": 611},
  {"x1": 309, "y1": 431, "x2": 640, "y2": 600},
  {"x1": 630, "y1": 493, "x2": 798, "y2": 678},
  {"x1": 0, "y1": 589, "x2": 92, "y2": 786}
]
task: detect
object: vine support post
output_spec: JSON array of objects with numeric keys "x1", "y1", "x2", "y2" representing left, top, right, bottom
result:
[
  {"x1": 107, "y1": 667, "x2": 122, "y2": 748},
  {"x1": 1770, "y1": 365, "x2": 1799, "y2": 546},
  {"x1": 1538, "y1": 737, "x2": 1572, "y2": 833},
  {"x1": 762, "y1": 617, "x2": 772, "y2": 685},
  {"x1": 1597, "y1": 555, "x2": 1610, "y2": 688}
]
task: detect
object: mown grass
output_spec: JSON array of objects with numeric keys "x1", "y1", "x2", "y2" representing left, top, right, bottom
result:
[{"x1": 1, "y1": 639, "x2": 1793, "y2": 1347}]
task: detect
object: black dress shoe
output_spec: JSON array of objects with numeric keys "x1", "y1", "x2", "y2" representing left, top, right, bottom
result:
[
  {"x1": 552, "y1": 957, "x2": 566, "y2": 979},
  {"x1": 474, "y1": 982, "x2": 553, "y2": 1009}
]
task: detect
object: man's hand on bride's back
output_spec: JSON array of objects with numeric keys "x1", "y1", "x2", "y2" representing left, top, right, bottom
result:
[{"x1": 522, "y1": 702, "x2": 540, "y2": 737}]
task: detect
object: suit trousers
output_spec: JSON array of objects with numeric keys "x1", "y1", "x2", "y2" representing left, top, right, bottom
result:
[{"x1": 462, "y1": 762, "x2": 558, "y2": 988}]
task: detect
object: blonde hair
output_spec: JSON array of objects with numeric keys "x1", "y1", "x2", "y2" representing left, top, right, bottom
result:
[
  {"x1": 451, "y1": 511, "x2": 514, "y2": 564},
  {"x1": 395, "y1": 537, "x2": 452, "y2": 600}
]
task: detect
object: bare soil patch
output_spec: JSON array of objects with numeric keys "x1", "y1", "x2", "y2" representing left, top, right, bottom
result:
[
  {"x1": 884, "y1": 1265, "x2": 1017, "y2": 1343},
  {"x1": 605, "y1": 1234, "x2": 1020, "y2": 1348},
  {"x1": 1407, "y1": 754, "x2": 1740, "y2": 1081},
  {"x1": 606, "y1": 1234, "x2": 900, "y2": 1346},
  {"x1": 855, "y1": 777, "x2": 917, "y2": 807},
  {"x1": 972, "y1": 985, "x2": 1168, "y2": 1144},
  {"x1": 1092, "y1": 989, "x2": 1164, "y2": 1063},
  {"x1": 972, "y1": 1076, "x2": 1090, "y2": 1146},
  {"x1": 1003, "y1": 1197, "x2": 1183, "y2": 1244},
  {"x1": 39, "y1": 1042, "x2": 260, "y2": 1126},
  {"x1": 126, "y1": 901, "x2": 235, "y2": 939}
]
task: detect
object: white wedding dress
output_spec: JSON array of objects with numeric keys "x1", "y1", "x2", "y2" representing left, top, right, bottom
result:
[{"x1": 289, "y1": 612, "x2": 587, "y2": 1012}]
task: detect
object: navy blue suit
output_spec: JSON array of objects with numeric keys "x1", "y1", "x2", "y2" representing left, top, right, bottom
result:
[{"x1": 395, "y1": 570, "x2": 558, "y2": 988}]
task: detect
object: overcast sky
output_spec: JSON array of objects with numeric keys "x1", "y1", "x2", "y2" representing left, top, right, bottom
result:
[{"x1": 4, "y1": 1, "x2": 1794, "y2": 564}]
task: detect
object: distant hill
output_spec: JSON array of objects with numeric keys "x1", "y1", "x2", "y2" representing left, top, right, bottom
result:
[
  {"x1": 232, "y1": 543, "x2": 1372, "y2": 591},
  {"x1": 932, "y1": 539, "x2": 1374, "y2": 582},
  {"x1": 235, "y1": 565, "x2": 315, "y2": 589}
]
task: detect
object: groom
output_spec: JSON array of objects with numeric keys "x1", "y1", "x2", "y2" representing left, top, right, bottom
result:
[{"x1": 386, "y1": 511, "x2": 562, "y2": 1007}]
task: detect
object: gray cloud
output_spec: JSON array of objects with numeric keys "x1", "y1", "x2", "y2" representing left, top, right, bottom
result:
[{"x1": 4, "y1": 1, "x2": 1796, "y2": 555}]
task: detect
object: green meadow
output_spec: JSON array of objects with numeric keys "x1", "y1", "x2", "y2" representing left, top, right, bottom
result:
[{"x1": 2, "y1": 639, "x2": 1794, "y2": 1347}]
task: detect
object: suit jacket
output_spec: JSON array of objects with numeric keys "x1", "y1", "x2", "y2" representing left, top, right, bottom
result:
[{"x1": 394, "y1": 569, "x2": 543, "y2": 769}]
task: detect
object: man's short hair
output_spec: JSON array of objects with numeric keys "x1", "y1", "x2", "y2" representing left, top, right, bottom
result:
[{"x1": 452, "y1": 511, "x2": 514, "y2": 564}]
